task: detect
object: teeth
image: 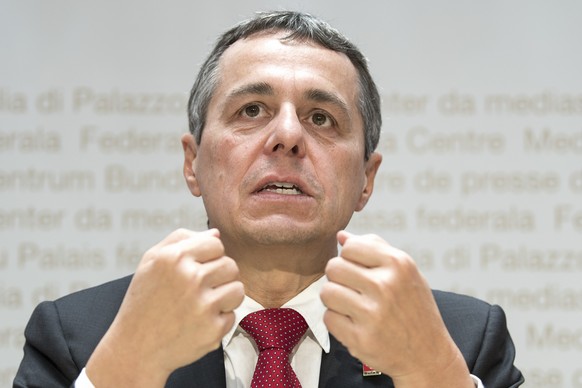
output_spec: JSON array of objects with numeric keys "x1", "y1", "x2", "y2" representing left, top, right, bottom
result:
[
  {"x1": 272, "y1": 182, "x2": 294, "y2": 188},
  {"x1": 271, "y1": 187, "x2": 301, "y2": 195},
  {"x1": 261, "y1": 182, "x2": 302, "y2": 195}
]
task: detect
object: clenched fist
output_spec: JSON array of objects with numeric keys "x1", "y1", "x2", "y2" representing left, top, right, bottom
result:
[
  {"x1": 86, "y1": 228, "x2": 245, "y2": 387},
  {"x1": 321, "y1": 231, "x2": 473, "y2": 388}
]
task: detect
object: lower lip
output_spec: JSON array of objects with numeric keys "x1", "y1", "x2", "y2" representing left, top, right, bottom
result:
[{"x1": 252, "y1": 190, "x2": 311, "y2": 201}]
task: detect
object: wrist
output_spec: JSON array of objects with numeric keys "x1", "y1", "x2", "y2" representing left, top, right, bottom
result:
[
  {"x1": 392, "y1": 347, "x2": 474, "y2": 388},
  {"x1": 85, "y1": 323, "x2": 172, "y2": 388}
]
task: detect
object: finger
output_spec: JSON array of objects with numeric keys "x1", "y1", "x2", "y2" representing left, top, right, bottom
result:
[
  {"x1": 217, "y1": 311, "x2": 237, "y2": 336},
  {"x1": 210, "y1": 280, "x2": 245, "y2": 313},
  {"x1": 199, "y1": 311, "x2": 238, "y2": 353},
  {"x1": 158, "y1": 228, "x2": 219, "y2": 247},
  {"x1": 320, "y1": 281, "x2": 364, "y2": 318},
  {"x1": 189, "y1": 256, "x2": 240, "y2": 289},
  {"x1": 148, "y1": 229, "x2": 221, "y2": 261},
  {"x1": 323, "y1": 309, "x2": 355, "y2": 348},
  {"x1": 325, "y1": 256, "x2": 370, "y2": 293},
  {"x1": 337, "y1": 230, "x2": 352, "y2": 246},
  {"x1": 172, "y1": 232, "x2": 225, "y2": 264},
  {"x1": 339, "y1": 232, "x2": 404, "y2": 268}
]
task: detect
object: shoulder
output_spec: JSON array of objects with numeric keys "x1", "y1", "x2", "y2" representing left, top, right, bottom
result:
[
  {"x1": 53, "y1": 274, "x2": 133, "y2": 314},
  {"x1": 30, "y1": 274, "x2": 133, "y2": 329},
  {"x1": 432, "y1": 290, "x2": 513, "y2": 369},
  {"x1": 432, "y1": 289, "x2": 510, "y2": 332},
  {"x1": 432, "y1": 289, "x2": 493, "y2": 318},
  {"x1": 431, "y1": 292, "x2": 524, "y2": 386},
  {"x1": 16, "y1": 275, "x2": 135, "y2": 385},
  {"x1": 51, "y1": 274, "x2": 133, "y2": 334},
  {"x1": 44, "y1": 275, "x2": 133, "y2": 364},
  {"x1": 432, "y1": 289, "x2": 499, "y2": 338}
]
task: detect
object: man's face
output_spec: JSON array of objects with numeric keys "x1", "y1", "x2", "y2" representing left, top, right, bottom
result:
[{"x1": 183, "y1": 32, "x2": 381, "y2": 248}]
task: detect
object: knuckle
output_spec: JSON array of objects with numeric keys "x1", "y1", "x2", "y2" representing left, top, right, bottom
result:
[
  {"x1": 368, "y1": 272, "x2": 391, "y2": 293},
  {"x1": 324, "y1": 257, "x2": 342, "y2": 277},
  {"x1": 171, "y1": 228, "x2": 195, "y2": 242},
  {"x1": 197, "y1": 238, "x2": 224, "y2": 259},
  {"x1": 319, "y1": 284, "x2": 332, "y2": 304},
  {"x1": 193, "y1": 295, "x2": 213, "y2": 316},
  {"x1": 223, "y1": 256, "x2": 240, "y2": 274},
  {"x1": 391, "y1": 246, "x2": 411, "y2": 263},
  {"x1": 322, "y1": 309, "x2": 332, "y2": 326},
  {"x1": 174, "y1": 227, "x2": 190, "y2": 236},
  {"x1": 221, "y1": 312, "x2": 236, "y2": 331},
  {"x1": 233, "y1": 281, "x2": 245, "y2": 301},
  {"x1": 189, "y1": 264, "x2": 207, "y2": 286},
  {"x1": 320, "y1": 282, "x2": 341, "y2": 305},
  {"x1": 211, "y1": 259, "x2": 239, "y2": 283},
  {"x1": 143, "y1": 248, "x2": 175, "y2": 272},
  {"x1": 140, "y1": 247, "x2": 157, "y2": 265},
  {"x1": 359, "y1": 302, "x2": 376, "y2": 316},
  {"x1": 394, "y1": 251, "x2": 418, "y2": 274},
  {"x1": 365, "y1": 233, "x2": 383, "y2": 242}
]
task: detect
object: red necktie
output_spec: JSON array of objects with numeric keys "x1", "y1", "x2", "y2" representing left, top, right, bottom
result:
[{"x1": 240, "y1": 308, "x2": 308, "y2": 388}]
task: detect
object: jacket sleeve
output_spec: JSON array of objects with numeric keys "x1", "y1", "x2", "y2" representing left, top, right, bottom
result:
[
  {"x1": 471, "y1": 304, "x2": 524, "y2": 388},
  {"x1": 13, "y1": 301, "x2": 80, "y2": 388}
]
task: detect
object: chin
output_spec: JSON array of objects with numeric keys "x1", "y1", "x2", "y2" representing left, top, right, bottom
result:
[
  {"x1": 243, "y1": 218, "x2": 324, "y2": 246},
  {"x1": 254, "y1": 231, "x2": 312, "y2": 246}
]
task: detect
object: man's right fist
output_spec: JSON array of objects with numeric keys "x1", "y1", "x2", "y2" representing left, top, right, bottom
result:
[{"x1": 86, "y1": 228, "x2": 244, "y2": 387}]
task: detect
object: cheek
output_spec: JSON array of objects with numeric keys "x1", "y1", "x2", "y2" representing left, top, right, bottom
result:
[
  {"x1": 321, "y1": 155, "x2": 365, "y2": 198},
  {"x1": 195, "y1": 140, "x2": 227, "y2": 194},
  {"x1": 197, "y1": 135, "x2": 254, "y2": 197},
  {"x1": 338, "y1": 159, "x2": 367, "y2": 199}
]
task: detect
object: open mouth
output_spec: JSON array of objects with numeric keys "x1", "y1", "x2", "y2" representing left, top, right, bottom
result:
[{"x1": 258, "y1": 182, "x2": 303, "y2": 195}]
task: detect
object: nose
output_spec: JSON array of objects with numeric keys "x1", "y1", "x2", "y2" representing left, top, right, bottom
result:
[{"x1": 264, "y1": 105, "x2": 306, "y2": 158}]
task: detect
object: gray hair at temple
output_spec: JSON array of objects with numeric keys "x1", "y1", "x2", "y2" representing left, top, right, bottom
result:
[{"x1": 187, "y1": 10, "x2": 382, "y2": 160}]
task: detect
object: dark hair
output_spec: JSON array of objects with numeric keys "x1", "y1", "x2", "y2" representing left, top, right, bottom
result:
[{"x1": 187, "y1": 10, "x2": 381, "y2": 159}]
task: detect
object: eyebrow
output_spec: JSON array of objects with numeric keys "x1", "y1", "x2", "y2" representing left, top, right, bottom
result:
[
  {"x1": 228, "y1": 82, "x2": 274, "y2": 98},
  {"x1": 224, "y1": 83, "x2": 351, "y2": 118},
  {"x1": 305, "y1": 88, "x2": 350, "y2": 118}
]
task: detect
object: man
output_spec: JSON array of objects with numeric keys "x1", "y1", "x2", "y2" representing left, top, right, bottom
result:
[{"x1": 14, "y1": 11, "x2": 524, "y2": 388}]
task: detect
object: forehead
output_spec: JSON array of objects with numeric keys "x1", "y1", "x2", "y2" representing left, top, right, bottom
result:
[{"x1": 215, "y1": 32, "x2": 360, "y2": 101}]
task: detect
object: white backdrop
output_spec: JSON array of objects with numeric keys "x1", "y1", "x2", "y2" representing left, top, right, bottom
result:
[{"x1": 1, "y1": 1, "x2": 581, "y2": 386}]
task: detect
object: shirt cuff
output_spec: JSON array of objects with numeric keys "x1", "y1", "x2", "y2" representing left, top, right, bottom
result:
[
  {"x1": 471, "y1": 374, "x2": 484, "y2": 388},
  {"x1": 75, "y1": 368, "x2": 95, "y2": 388}
]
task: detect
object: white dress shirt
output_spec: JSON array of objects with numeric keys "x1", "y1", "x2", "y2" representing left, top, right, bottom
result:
[
  {"x1": 223, "y1": 275, "x2": 330, "y2": 388},
  {"x1": 76, "y1": 275, "x2": 483, "y2": 387}
]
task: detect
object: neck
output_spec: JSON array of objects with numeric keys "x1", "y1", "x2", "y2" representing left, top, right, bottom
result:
[
  {"x1": 224, "y1": 239, "x2": 337, "y2": 308},
  {"x1": 243, "y1": 270, "x2": 325, "y2": 308}
]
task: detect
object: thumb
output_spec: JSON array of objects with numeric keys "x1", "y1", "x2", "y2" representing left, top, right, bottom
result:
[
  {"x1": 205, "y1": 228, "x2": 220, "y2": 238},
  {"x1": 336, "y1": 230, "x2": 354, "y2": 246}
]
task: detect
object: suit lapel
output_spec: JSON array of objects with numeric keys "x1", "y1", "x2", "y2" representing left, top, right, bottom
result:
[
  {"x1": 166, "y1": 347, "x2": 226, "y2": 388},
  {"x1": 318, "y1": 335, "x2": 394, "y2": 388}
]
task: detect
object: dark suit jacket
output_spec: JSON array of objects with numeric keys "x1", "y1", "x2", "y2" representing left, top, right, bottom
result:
[{"x1": 13, "y1": 275, "x2": 524, "y2": 387}]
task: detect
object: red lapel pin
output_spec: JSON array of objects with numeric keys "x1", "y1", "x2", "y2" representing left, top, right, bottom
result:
[{"x1": 362, "y1": 363, "x2": 381, "y2": 377}]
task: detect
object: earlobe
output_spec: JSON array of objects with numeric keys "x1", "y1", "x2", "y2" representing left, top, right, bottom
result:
[
  {"x1": 181, "y1": 133, "x2": 202, "y2": 197},
  {"x1": 355, "y1": 152, "x2": 382, "y2": 212}
]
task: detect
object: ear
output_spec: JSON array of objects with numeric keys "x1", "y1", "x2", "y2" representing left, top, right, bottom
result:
[
  {"x1": 181, "y1": 133, "x2": 202, "y2": 197},
  {"x1": 355, "y1": 152, "x2": 382, "y2": 212}
]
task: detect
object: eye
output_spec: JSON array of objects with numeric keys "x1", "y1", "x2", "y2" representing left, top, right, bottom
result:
[
  {"x1": 243, "y1": 104, "x2": 261, "y2": 118},
  {"x1": 311, "y1": 112, "x2": 333, "y2": 127}
]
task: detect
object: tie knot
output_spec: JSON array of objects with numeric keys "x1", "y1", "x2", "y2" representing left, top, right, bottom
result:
[{"x1": 240, "y1": 308, "x2": 308, "y2": 353}]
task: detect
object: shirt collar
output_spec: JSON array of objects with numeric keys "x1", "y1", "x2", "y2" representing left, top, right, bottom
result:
[{"x1": 222, "y1": 275, "x2": 330, "y2": 353}]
